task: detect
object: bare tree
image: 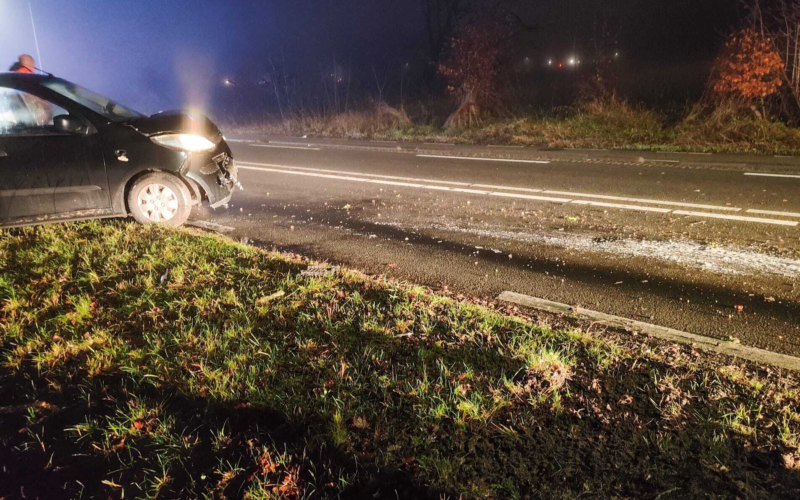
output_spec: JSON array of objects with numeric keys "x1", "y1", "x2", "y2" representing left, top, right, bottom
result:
[
  {"x1": 420, "y1": 0, "x2": 466, "y2": 67},
  {"x1": 267, "y1": 55, "x2": 285, "y2": 120},
  {"x1": 371, "y1": 66, "x2": 389, "y2": 103}
]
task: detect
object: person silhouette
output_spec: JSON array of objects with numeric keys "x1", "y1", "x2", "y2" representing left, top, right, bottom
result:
[{"x1": 9, "y1": 54, "x2": 36, "y2": 73}]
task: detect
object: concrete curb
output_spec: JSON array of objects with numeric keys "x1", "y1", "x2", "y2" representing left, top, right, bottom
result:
[{"x1": 498, "y1": 291, "x2": 800, "y2": 372}]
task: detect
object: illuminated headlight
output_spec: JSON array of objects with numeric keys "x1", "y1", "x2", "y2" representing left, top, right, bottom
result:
[{"x1": 151, "y1": 133, "x2": 216, "y2": 152}]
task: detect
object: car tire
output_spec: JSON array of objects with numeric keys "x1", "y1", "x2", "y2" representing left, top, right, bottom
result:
[{"x1": 127, "y1": 172, "x2": 192, "y2": 226}]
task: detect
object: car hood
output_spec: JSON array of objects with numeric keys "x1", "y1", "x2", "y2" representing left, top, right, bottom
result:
[{"x1": 125, "y1": 110, "x2": 223, "y2": 144}]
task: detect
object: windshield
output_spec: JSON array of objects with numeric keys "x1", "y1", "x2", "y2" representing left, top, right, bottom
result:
[{"x1": 43, "y1": 78, "x2": 145, "y2": 122}]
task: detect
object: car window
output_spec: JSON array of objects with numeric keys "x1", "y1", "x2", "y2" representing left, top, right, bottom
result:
[
  {"x1": 43, "y1": 79, "x2": 144, "y2": 122},
  {"x1": 0, "y1": 87, "x2": 70, "y2": 136}
]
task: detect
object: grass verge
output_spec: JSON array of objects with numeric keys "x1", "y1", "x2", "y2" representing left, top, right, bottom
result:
[
  {"x1": 1, "y1": 221, "x2": 799, "y2": 499},
  {"x1": 227, "y1": 100, "x2": 800, "y2": 156}
]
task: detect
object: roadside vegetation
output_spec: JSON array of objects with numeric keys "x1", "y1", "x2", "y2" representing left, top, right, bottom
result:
[
  {"x1": 224, "y1": 2, "x2": 800, "y2": 157},
  {"x1": 1, "y1": 221, "x2": 799, "y2": 498},
  {"x1": 228, "y1": 98, "x2": 800, "y2": 155}
]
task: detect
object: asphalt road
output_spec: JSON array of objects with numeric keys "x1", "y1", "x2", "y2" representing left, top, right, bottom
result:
[{"x1": 194, "y1": 136, "x2": 800, "y2": 356}]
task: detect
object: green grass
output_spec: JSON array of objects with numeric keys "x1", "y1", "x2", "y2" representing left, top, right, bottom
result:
[{"x1": 0, "y1": 221, "x2": 799, "y2": 499}]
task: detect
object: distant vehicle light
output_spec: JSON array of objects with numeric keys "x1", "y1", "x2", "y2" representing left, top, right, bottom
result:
[{"x1": 152, "y1": 134, "x2": 216, "y2": 152}]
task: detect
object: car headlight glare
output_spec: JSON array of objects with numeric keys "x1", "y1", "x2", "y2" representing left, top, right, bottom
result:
[{"x1": 152, "y1": 133, "x2": 215, "y2": 152}]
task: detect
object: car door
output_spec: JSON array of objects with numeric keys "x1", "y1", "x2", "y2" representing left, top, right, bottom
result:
[{"x1": 0, "y1": 86, "x2": 110, "y2": 225}]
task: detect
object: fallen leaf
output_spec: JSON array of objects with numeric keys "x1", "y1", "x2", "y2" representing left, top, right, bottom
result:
[
  {"x1": 256, "y1": 290, "x2": 285, "y2": 306},
  {"x1": 352, "y1": 416, "x2": 369, "y2": 429}
]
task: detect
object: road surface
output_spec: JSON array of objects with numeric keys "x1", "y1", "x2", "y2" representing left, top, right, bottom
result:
[{"x1": 194, "y1": 136, "x2": 800, "y2": 357}]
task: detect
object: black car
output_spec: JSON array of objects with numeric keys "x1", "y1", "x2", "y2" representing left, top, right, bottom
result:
[{"x1": 0, "y1": 72, "x2": 239, "y2": 227}]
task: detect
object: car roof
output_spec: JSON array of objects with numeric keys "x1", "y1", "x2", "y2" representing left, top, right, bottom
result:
[{"x1": 0, "y1": 72, "x2": 56, "y2": 86}]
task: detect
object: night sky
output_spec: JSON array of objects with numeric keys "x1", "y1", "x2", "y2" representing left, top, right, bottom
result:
[{"x1": 1, "y1": 0, "x2": 742, "y2": 113}]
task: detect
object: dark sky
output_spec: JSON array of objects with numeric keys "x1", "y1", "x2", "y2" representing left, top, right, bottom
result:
[{"x1": 1, "y1": 0, "x2": 742, "y2": 113}]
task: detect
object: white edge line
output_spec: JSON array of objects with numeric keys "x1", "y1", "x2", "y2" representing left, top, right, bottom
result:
[
  {"x1": 542, "y1": 189, "x2": 741, "y2": 212},
  {"x1": 673, "y1": 210, "x2": 797, "y2": 226},
  {"x1": 237, "y1": 162, "x2": 797, "y2": 226},
  {"x1": 238, "y1": 161, "x2": 474, "y2": 186},
  {"x1": 746, "y1": 209, "x2": 800, "y2": 218},
  {"x1": 744, "y1": 172, "x2": 800, "y2": 179},
  {"x1": 570, "y1": 200, "x2": 671, "y2": 213},
  {"x1": 238, "y1": 161, "x2": 741, "y2": 212},
  {"x1": 497, "y1": 291, "x2": 800, "y2": 372},
  {"x1": 417, "y1": 154, "x2": 550, "y2": 164}
]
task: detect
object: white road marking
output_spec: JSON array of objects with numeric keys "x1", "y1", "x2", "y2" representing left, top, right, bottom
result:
[
  {"x1": 472, "y1": 184, "x2": 543, "y2": 193},
  {"x1": 542, "y1": 189, "x2": 741, "y2": 211},
  {"x1": 672, "y1": 210, "x2": 797, "y2": 226},
  {"x1": 417, "y1": 154, "x2": 550, "y2": 164},
  {"x1": 650, "y1": 159, "x2": 680, "y2": 164},
  {"x1": 225, "y1": 139, "x2": 255, "y2": 143},
  {"x1": 489, "y1": 191, "x2": 572, "y2": 203},
  {"x1": 744, "y1": 172, "x2": 800, "y2": 179},
  {"x1": 250, "y1": 144, "x2": 321, "y2": 151},
  {"x1": 570, "y1": 200, "x2": 672, "y2": 213},
  {"x1": 238, "y1": 161, "x2": 741, "y2": 212},
  {"x1": 746, "y1": 209, "x2": 800, "y2": 218},
  {"x1": 237, "y1": 161, "x2": 798, "y2": 227}
]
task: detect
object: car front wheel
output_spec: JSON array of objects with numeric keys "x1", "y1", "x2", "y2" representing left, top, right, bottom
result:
[{"x1": 127, "y1": 172, "x2": 192, "y2": 226}]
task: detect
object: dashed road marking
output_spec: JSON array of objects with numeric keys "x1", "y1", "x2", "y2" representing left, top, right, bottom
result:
[
  {"x1": 744, "y1": 172, "x2": 800, "y2": 179},
  {"x1": 746, "y1": 209, "x2": 800, "y2": 218},
  {"x1": 237, "y1": 161, "x2": 796, "y2": 226},
  {"x1": 417, "y1": 154, "x2": 550, "y2": 164}
]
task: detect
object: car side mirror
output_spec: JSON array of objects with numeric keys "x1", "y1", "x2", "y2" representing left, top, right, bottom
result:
[{"x1": 53, "y1": 114, "x2": 88, "y2": 134}]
